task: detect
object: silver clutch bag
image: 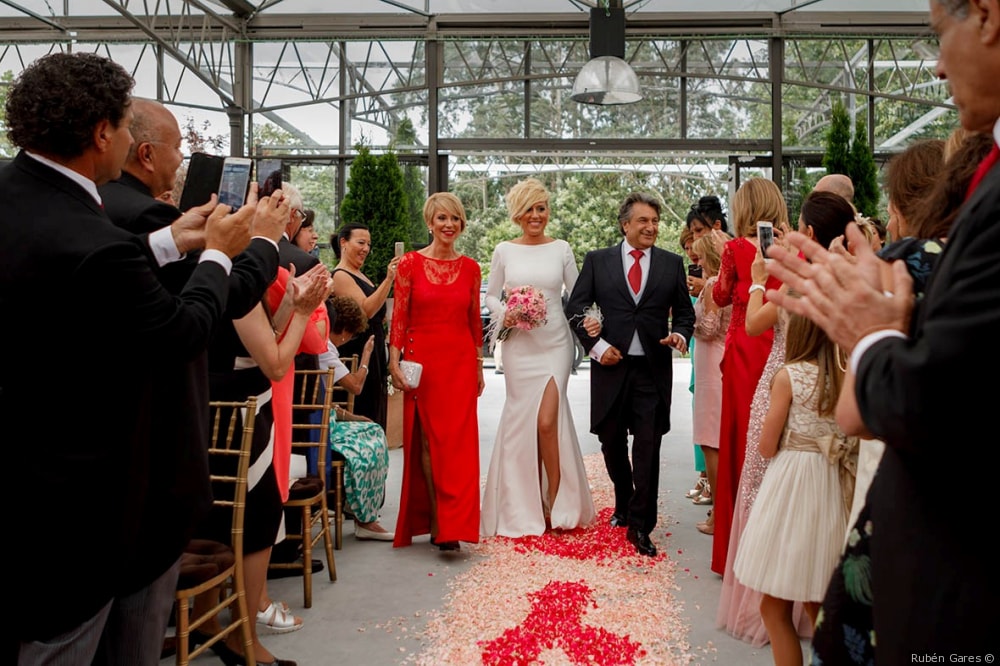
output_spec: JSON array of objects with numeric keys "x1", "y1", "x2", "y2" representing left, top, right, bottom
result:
[{"x1": 399, "y1": 360, "x2": 423, "y2": 388}]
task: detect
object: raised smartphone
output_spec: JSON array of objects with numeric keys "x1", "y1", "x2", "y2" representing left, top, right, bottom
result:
[
  {"x1": 687, "y1": 263, "x2": 703, "y2": 278},
  {"x1": 257, "y1": 158, "x2": 282, "y2": 198},
  {"x1": 757, "y1": 221, "x2": 774, "y2": 259},
  {"x1": 394, "y1": 241, "x2": 405, "y2": 258},
  {"x1": 217, "y1": 157, "x2": 253, "y2": 209},
  {"x1": 178, "y1": 152, "x2": 224, "y2": 211}
]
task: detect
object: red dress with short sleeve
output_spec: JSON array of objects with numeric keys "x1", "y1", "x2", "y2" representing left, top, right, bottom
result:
[
  {"x1": 710, "y1": 237, "x2": 780, "y2": 575},
  {"x1": 390, "y1": 252, "x2": 483, "y2": 547}
]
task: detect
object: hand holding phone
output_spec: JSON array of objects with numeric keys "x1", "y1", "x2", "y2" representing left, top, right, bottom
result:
[
  {"x1": 218, "y1": 157, "x2": 253, "y2": 209},
  {"x1": 757, "y1": 221, "x2": 774, "y2": 260},
  {"x1": 257, "y1": 158, "x2": 282, "y2": 198}
]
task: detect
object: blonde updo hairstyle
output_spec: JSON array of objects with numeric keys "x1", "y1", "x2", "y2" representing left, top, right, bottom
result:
[
  {"x1": 505, "y1": 178, "x2": 550, "y2": 226},
  {"x1": 691, "y1": 235, "x2": 722, "y2": 277},
  {"x1": 423, "y1": 192, "x2": 467, "y2": 231},
  {"x1": 730, "y1": 178, "x2": 789, "y2": 239}
]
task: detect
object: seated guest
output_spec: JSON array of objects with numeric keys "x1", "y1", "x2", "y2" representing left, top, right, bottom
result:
[{"x1": 320, "y1": 295, "x2": 394, "y2": 541}]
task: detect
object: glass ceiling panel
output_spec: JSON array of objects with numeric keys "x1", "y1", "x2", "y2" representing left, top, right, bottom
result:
[{"x1": 0, "y1": 0, "x2": 932, "y2": 19}]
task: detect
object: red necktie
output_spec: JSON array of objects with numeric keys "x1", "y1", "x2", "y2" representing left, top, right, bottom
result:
[
  {"x1": 628, "y1": 249, "x2": 643, "y2": 295},
  {"x1": 965, "y1": 142, "x2": 1000, "y2": 201}
]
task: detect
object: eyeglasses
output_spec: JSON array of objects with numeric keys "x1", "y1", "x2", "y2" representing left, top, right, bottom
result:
[{"x1": 292, "y1": 208, "x2": 306, "y2": 221}]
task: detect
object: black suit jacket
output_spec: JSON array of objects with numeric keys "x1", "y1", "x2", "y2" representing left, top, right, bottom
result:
[
  {"x1": 0, "y1": 152, "x2": 231, "y2": 641},
  {"x1": 99, "y1": 171, "x2": 279, "y2": 596},
  {"x1": 853, "y1": 162, "x2": 999, "y2": 660},
  {"x1": 565, "y1": 243, "x2": 694, "y2": 435}
]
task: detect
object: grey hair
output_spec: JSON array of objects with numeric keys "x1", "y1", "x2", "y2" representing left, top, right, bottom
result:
[
  {"x1": 935, "y1": 0, "x2": 970, "y2": 17},
  {"x1": 617, "y1": 191, "x2": 662, "y2": 235}
]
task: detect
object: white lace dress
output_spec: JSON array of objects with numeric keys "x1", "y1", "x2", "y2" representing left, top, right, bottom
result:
[
  {"x1": 480, "y1": 239, "x2": 596, "y2": 537},
  {"x1": 733, "y1": 361, "x2": 859, "y2": 602}
]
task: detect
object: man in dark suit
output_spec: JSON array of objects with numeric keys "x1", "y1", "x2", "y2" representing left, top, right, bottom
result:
[
  {"x1": 565, "y1": 192, "x2": 694, "y2": 557},
  {"x1": 765, "y1": 0, "x2": 999, "y2": 657},
  {"x1": 98, "y1": 98, "x2": 286, "y2": 660},
  {"x1": 0, "y1": 53, "x2": 254, "y2": 664}
]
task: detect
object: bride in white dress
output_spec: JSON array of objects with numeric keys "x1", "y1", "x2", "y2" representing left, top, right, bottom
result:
[{"x1": 481, "y1": 178, "x2": 599, "y2": 537}]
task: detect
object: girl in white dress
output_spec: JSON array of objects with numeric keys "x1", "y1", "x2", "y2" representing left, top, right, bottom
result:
[
  {"x1": 733, "y1": 313, "x2": 858, "y2": 666},
  {"x1": 480, "y1": 178, "x2": 600, "y2": 537}
]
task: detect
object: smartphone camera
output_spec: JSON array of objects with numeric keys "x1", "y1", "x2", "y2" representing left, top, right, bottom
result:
[
  {"x1": 257, "y1": 158, "x2": 282, "y2": 198},
  {"x1": 757, "y1": 221, "x2": 775, "y2": 259}
]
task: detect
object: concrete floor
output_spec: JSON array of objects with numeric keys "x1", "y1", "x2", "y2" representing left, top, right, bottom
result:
[{"x1": 174, "y1": 358, "x2": 786, "y2": 665}]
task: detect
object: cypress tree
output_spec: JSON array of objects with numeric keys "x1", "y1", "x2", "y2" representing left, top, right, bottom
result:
[
  {"x1": 823, "y1": 101, "x2": 851, "y2": 176},
  {"x1": 849, "y1": 116, "x2": 880, "y2": 217},
  {"x1": 339, "y1": 144, "x2": 410, "y2": 283}
]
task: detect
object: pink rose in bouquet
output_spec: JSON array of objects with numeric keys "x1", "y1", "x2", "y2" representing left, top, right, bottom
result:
[{"x1": 497, "y1": 285, "x2": 547, "y2": 341}]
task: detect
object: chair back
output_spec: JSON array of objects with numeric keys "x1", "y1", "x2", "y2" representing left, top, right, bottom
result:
[
  {"x1": 291, "y1": 367, "x2": 337, "y2": 483},
  {"x1": 208, "y1": 398, "x2": 257, "y2": 558},
  {"x1": 173, "y1": 398, "x2": 256, "y2": 666}
]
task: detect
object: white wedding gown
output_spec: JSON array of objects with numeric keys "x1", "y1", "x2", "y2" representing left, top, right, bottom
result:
[{"x1": 480, "y1": 239, "x2": 597, "y2": 537}]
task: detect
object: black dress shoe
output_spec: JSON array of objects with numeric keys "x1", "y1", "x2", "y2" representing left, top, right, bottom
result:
[
  {"x1": 609, "y1": 512, "x2": 628, "y2": 528},
  {"x1": 626, "y1": 527, "x2": 657, "y2": 557}
]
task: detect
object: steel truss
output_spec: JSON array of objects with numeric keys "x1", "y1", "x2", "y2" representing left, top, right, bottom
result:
[{"x1": 0, "y1": 3, "x2": 949, "y2": 199}]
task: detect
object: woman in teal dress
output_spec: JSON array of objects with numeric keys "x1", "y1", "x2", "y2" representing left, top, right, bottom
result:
[{"x1": 320, "y1": 295, "x2": 394, "y2": 541}]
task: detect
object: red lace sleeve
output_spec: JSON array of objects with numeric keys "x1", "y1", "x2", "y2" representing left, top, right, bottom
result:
[
  {"x1": 466, "y1": 259, "x2": 483, "y2": 351},
  {"x1": 712, "y1": 241, "x2": 737, "y2": 307},
  {"x1": 389, "y1": 253, "x2": 414, "y2": 352}
]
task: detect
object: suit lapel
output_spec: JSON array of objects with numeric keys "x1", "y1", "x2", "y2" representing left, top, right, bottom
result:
[
  {"x1": 641, "y1": 248, "x2": 665, "y2": 305},
  {"x1": 606, "y1": 243, "x2": 634, "y2": 303}
]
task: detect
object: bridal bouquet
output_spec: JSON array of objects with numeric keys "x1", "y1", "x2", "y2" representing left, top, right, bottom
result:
[{"x1": 496, "y1": 285, "x2": 548, "y2": 343}]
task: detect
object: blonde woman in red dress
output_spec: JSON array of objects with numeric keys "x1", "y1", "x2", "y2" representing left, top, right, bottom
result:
[
  {"x1": 389, "y1": 192, "x2": 485, "y2": 551},
  {"x1": 709, "y1": 178, "x2": 786, "y2": 576}
]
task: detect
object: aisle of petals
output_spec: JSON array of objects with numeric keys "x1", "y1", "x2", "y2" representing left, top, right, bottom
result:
[{"x1": 405, "y1": 455, "x2": 701, "y2": 665}]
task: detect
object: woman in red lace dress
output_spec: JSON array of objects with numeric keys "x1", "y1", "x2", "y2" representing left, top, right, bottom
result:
[
  {"x1": 389, "y1": 192, "x2": 485, "y2": 551},
  {"x1": 710, "y1": 178, "x2": 786, "y2": 575}
]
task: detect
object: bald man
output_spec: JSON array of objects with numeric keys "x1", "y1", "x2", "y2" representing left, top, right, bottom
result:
[
  {"x1": 98, "y1": 99, "x2": 287, "y2": 662},
  {"x1": 813, "y1": 173, "x2": 855, "y2": 203}
]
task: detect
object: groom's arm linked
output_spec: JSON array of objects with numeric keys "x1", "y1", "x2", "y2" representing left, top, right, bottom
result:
[
  {"x1": 659, "y1": 248, "x2": 695, "y2": 352},
  {"x1": 565, "y1": 247, "x2": 616, "y2": 361}
]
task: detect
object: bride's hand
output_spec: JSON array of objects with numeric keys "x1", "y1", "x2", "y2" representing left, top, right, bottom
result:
[{"x1": 582, "y1": 316, "x2": 601, "y2": 337}]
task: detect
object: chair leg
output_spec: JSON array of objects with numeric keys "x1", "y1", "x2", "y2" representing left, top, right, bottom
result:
[
  {"x1": 175, "y1": 598, "x2": 190, "y2": 666},
  {"x1": 334, "y1": 467, "x2": 344, "y2": 550},
  {"x1": 300, "y1": 504, "x2": 313, "y2": 609},
  {"x1": 319, "y1": 493, "x2": 337, "y2": 583}
]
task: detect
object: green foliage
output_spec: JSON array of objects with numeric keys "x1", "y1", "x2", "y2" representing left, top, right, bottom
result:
[
  {"x1": 823, "y1": 101, "x2": 852, "y2": 175},
  {"x1": 848, "y1": 117, "x2": 880, "y2": 218},
  {"x1": 392, "y1": 118, "x2": 428, "y2": 245},
  {"x1": 0, "y1": 70, "x2": 16, "y2": 157},
  {"x1": 339, "y1": 144, "x2": 410, "y2": 284}
]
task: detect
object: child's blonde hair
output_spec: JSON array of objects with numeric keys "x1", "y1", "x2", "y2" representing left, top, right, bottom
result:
[
  {"x1": 783, "y1": 312, "x2": 844, "y2": 416},
  {"x1": 691, "y1": 235, "x2": 722, "y2": 277}
]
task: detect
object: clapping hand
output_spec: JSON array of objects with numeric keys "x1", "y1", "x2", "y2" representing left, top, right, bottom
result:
[{"x1": 290, "y1": 263, "x2": 333, "y2": 313}]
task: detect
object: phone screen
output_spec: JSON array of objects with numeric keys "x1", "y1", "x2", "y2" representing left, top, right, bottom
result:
[
  {"x1": 757, "y1": 222, "x2": 774, "y2": 258},
  {"x1": 218, "y1": 159, "x2": 252, "y2": 209},
  {"x1": 257, "y1": 158, "x2": 282, "y2": 198}
]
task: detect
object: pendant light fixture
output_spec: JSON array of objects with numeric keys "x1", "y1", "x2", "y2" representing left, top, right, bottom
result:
[{"x1": 571, "y1": 0, "x2": 642, "y2": 105}]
